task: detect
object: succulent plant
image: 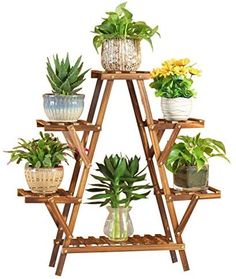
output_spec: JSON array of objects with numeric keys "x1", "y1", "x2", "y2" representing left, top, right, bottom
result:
[
  {"x1": 46, "y1": 54, "x2": 89, "y2": 95},
  {"x1": 87, "y1": 154, "x2": 153, "y2": 208}
]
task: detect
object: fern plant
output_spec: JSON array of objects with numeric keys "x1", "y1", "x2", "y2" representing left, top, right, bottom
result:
[
  {"x1": 46, "y1": 54, "x2": 89, "y2": 95},
  {"x1": 93, "y1": 2, "x2": 160, "y2": 52}
]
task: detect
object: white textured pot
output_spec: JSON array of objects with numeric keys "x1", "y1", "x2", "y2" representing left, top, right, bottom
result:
[
  {"x1": 161, "y1": 97, "x2": 192, "y2": 121},
  {"x1": 101, "y1": 39, "x2": 141, "y2": 72}
]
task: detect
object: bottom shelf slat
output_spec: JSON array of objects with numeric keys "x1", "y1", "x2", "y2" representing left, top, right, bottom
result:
[{"x1": 63, "y1": 234, "x2": 184, "y2": 253}]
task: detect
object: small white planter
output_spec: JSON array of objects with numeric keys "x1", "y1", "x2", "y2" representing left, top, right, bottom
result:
[{"x1": 161, "y1": 97, "x2": 192, "y2": 121}]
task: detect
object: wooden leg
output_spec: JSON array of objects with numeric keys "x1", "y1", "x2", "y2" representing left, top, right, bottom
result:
[
  {"x1": 55, "y1": 80, "x2": 114, "y2": 275},
  {"x1": 49, "y1": 79, "x2": 104, "y2": 268},
  {"x1": 136, "y1": 79, "x2": 189, "y2": 269},
  {"x1": 127, "y1": 80, "x2": 177, "y2": 263}
]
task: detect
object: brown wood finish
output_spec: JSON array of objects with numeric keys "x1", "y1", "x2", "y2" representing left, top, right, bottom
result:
[
  {"x1": 17, "y1": 71, "x2": 220, "y2": 276},
  {"x1": 126, "y1": 79, "x2": 178, "y2": 263}
]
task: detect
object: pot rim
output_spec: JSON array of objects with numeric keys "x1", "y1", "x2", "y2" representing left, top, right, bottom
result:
[
  {"x1": 43, "y1": 93, "x2": 85, "y2": 98},
  {"x1": 103, "y1": 38, "x2": 141, "y2": 42},
  {"x1": 25, "y1": 165, "x2": 64, "y2": 170},
  {"x1": 161, "y1": 96, "x2": 193, "y2": 100},
  {"x1": 177, "y1": 164, "x2": 209, "y2": 171},
  {"x1": 106, "y1": 206, "x2": 132, "y2": 210}
]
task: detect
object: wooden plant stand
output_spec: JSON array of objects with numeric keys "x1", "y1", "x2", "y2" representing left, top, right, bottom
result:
[{"x1": 17, "y1": 71, "x2": 221, "y2": 275}]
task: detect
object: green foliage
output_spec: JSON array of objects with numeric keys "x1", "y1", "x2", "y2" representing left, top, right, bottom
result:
[
  {"x1": 47, "y1": 53, "x2": 89, "y2": 95},
  {"x1": 149, "y1": 75, "x2": 195, "y2": 98},
  {"x1": 93, "y1": 2, "x2": 160, "y2": 52},
  {"x1": 7, "y1": 132, "x2": 71, "y2": 168},
  {"x1": 165, "y1": 133, "x2": 229, "y2": 173},
  {"x1": 149, "y1": 58, "x2": 201, "y2": 98},
  {"x1": 87, "y1": 154, "x2": 152, "y2": 208}
]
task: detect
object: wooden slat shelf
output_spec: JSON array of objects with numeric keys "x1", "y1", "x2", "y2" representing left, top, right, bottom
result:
[
  {"x1": 37, "y1": 119, "x2": 100, "y2": 132},
  {"x1": 17, "y1": 189, "x2": 81, "y2": 204},
  {"x1": 61, "y1": 234, "x2": 185, "y2": 253},
  {"x1": 144, "y1": 118, "x2": 204, "y2": 129},
  {"x1": 91, "y1": 70, "x2": 151, "y2": 80},
  {"x1": 159, "y1": 186, "x2": 221, "y2": 201}
]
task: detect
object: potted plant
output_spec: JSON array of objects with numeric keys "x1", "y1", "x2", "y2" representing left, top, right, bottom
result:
[
  {"x1": 149, "y1": 58, "x2": 201, "y2": 121},
  {"x1": 7, "y1": 132, "x2": 71, "y2": 194},
  {"x1": 93, "y1": 2, "x2": 160, "y2": 72},
  {"x1": 87, "y1": 154, "x2": 152, "y2": 241},
  {"x1": 165, "y1": 133, "x2": 229, "y2": 191},
  {"x1": 43, "y1": 53, "x2": 89, "y2": 122}
]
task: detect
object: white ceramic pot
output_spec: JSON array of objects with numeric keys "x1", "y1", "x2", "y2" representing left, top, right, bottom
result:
[
  {"x1": 101, "y1": 39, "x2": 141, "y2": 72},
  {"x1": 43, "y1": 94, "x2": 85, "y2": 122},
  {"x1": 161, "y1": 97, "x2": 192, "y2": 121},
  {"x1": 24, "y1": 165, "x2": 64, "y2": 194}
]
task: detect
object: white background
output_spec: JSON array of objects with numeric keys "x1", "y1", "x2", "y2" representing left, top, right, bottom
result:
[{"x1": 0, "y1": 0, "x2": 235, "y2": 278}]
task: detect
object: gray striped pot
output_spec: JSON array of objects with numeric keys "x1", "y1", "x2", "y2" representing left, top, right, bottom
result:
[
  {"x1": 43, "y1": 94, "x2": 84, "y2": 122},
  {"x1": 161, "y1": 97, "x2": 192, "y2": 121}
]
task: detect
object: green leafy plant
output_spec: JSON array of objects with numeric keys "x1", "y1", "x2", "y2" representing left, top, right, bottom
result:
[
  {"x1": 93, "y1": 2, "x2": 160, "y2": 52},
  {"x1": 149, "y1": 58, "x2": 201, "y2": 98},
  {"x1": 7, "y1": 132, "x2": 71, "y2": 168},
  {"x1": 166, "y1": 133, "x2": 229, "y2": 173},
  {"x1": 47, "y1": 53, "x2": 89, "y2": 95},
  {"x1": 87, "y1": 154, "x2": 152, "y2": 208}
]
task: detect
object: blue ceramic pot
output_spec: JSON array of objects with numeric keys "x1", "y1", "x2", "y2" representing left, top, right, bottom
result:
[{"x1": 43, "y1": 94, "x2": 85, "y2": 122}]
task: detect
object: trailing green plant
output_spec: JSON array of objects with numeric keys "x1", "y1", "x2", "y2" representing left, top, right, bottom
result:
[
  {"x1": 93, "y1": 2, "x2": 160, "y2": 52},
  {"x1": 149, "y1": 58, "x2": 201, "y2": 98},
  {"x1": 165, "y1": 133, "x2": 229, "y2": 173},
  {"x1": 87, "y1": 154, "x2": 153, "y2": 208},
  {"x1": 7, "y1": 132, "x2": 71, "y2": 168},
  {"x1": 46, "y1": 53, "x2": 89, "y2": 95}
]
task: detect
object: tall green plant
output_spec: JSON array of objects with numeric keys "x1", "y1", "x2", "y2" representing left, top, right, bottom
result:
[
  {"x1": 87, "y1": 154, "x2": 152, "y2": 208},
  {"x1": 93, "y1": 2, "x2": 160, "y2": 52},
  {"x1": 47, "y1": 53, "x2": 89, "y2": 95},
  {"x1": 166, "y1": 133, "x2": 229, "y2": 173},
  {"x1": 7, "y1": 132, "x2": 71, "y2": 168}
]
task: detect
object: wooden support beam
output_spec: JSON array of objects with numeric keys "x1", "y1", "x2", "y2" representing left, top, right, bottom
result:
[
  {"x1": 176, "y1": 195, "x2": 199, "y2": 235},
  {"x1": 47, "y1": 198, "x2": 73, "y2": 239},
  {"x1": 67, "y1": 125, "x2": 91, "y2": 168},
  {"x1": 157, "y1": 124, "x2": 181, "y2": 166}
]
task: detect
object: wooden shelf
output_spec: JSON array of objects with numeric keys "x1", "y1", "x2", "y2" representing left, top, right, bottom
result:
[
  {"x1": 60, "y1": 234, "x2": 184, "y2": 254},
  {"x1": 17, "y1": 189, "x2": 81, "y2": 204},
  {"x1": 144, "y1": 118, "x2": 205, "y2": 129},
  {"x1": 159, "y1": 186, "x2": 221, "y2": 201},
  {"x1": 37, "y1": 119, "x2": 100, "y2": 132},
  {"x1": 91, "y1": 70, "x2": 151, "y2": 80}
]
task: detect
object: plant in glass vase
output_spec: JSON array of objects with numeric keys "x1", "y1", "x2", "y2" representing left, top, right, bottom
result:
[
  {"x1": 87, "y1": 154, "x2": 152, "y2": 241},
  {"x1": 149, "y1": 58, "x2": 201, "y2": 121}
]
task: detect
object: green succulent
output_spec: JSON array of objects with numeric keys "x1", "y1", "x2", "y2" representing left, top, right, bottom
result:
[
  {"x1": 7, "y1": 132, "x2": 71, "y2": 168},
  {"x1": 87, "y1": 154, "x2": 153, "y2": 208},
  {"x1": 93, "y1": 2, "x2": 160, "y2": 52},
  {"x1": 166, "y1": 133, "x2": 229, "y2": 173},
  {"x1": 46, "y1": 53, "x2": 89, "y2": 95}
]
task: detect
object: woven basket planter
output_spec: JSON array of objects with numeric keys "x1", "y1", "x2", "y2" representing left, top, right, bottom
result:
[{"x1": 24, "y1": 165, "x2": 64, "y2": 194}]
